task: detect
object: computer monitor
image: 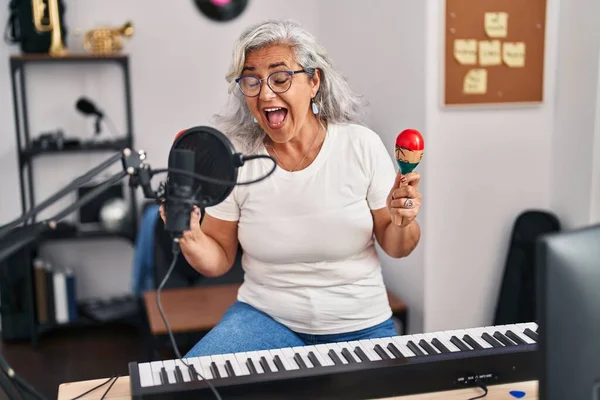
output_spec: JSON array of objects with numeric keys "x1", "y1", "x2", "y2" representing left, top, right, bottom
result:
[{"x1": 537, "y1": 223, "x2": 600, "y2": 400}]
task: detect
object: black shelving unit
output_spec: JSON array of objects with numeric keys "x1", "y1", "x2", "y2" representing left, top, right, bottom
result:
[{"x1": 4, "y1": 53, "x2": 139, "y2": 345}]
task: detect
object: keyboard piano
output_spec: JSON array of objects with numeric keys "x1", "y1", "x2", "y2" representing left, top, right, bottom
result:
[{"x1": 129, "y1": 322, "x2": 539, "y2": 399}]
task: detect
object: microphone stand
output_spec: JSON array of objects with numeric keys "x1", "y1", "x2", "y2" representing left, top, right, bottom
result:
[{"x1": 0, "y1": 147, "x2": 162, "y2": 400}]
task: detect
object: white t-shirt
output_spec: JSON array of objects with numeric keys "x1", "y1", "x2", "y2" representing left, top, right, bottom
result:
[{"x1": 205, "y1": 122, "x2": 398, "y2": 334}]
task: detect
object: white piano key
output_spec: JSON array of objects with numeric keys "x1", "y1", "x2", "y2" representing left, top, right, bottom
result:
[
  {"x1": 391, "y1": 336, "x2": 418, "y2": 356},
  {"x1": 257, "y1": 350, "x2": 279, "y2": 372},
  {"x1": 222, "y1": 353, "x2": 245, "y2": 376},
  {"x1": 150, "y1": 361, "x2": 164, "y2": 385},
  {"x1": 304, "y1": 345, "x2": 333, "y2": 366},
  {"x1": 280, "y1": 348, "x2": 301, "y2": 369},
  {"x1": 466, "y1": 328, "x2": 493, "y2": 349},
  {"x1": 174, "y1": 359, "x2": 191, "y2": 382},
  {"x1": 233, "y1": 352, "x2": 251, "y2": 375},
  {"x1": 138, "y1": 363, "x2": 155, "y2": 387},
  {"x1": 246, "y1": 351, "x2": 266, "y2": 373},
  {"x1": 325, "y1": 343, "x2": 348, "y2": 364},
  {"x1": 336, "y1": 342, "x2": 361, "y2": 363},
  {"x1": 211, "y1": 355, "x2": 229, "y2": 378},
  {"x1": 356, "y1": 340, "x2": 382, "y2": 361},
  {"x1": 292, "y1": 346, "x2": 315, "y2": 368},
  {"x1": 315, "y1": 344, "x2": 338, "y2": 365},
  {"x1": 162, "y1": 360, "x2": 177, "y2": 384},
  {"x1": 199, "y1": 356, "x2": 214, "y2": 379},
  {"x1": 269, "y1": 348, "x2": 293, "y2": 370},
  {"x1": 184, "y1": 357, "x2": 204, "y2": 380}
]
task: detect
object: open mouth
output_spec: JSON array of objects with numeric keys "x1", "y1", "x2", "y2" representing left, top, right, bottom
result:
[{"x1": 263, "y1": 107, "x2": 288, "y2": 129}]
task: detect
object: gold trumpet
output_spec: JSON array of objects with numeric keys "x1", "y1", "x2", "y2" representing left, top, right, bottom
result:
[
  {"x1": 83, "y1": 21, "x2": 134, "y2": 55},
  {"x1": 31, "y1": 0, "x2": 68, "y2": 56}
]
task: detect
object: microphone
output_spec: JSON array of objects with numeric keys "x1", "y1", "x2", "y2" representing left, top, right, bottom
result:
[
  {"x1": 164, "y1": 148, "x2": 196, "y2": 239},
  {"x1": 75, "y1": 97, "x2": 105, "y2": 135},
  {"x1": 395, "y1": 128, "x2": 424, "y2": 174}
]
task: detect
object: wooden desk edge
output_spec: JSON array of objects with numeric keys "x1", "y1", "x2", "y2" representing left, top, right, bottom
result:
[{"x1": 58, "y1": 376, "x2": 538, "y2": 400}]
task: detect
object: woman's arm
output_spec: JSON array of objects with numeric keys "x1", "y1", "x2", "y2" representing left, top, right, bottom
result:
[
  {"x1": 372, "y1": 208, "x2": 420, "y2": 258},
  {"x1": 160, "y1": 205, "x2": 239, "y2": 277}
]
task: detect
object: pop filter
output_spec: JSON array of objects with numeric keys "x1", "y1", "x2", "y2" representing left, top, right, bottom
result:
[{"x1": 168, "y1": 125, "x2": 238, "y2": 208}]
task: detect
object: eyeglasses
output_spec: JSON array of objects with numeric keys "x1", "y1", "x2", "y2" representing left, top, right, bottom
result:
[{"x1": 235, "y1": 69, "x2": 306, "y2": 97}]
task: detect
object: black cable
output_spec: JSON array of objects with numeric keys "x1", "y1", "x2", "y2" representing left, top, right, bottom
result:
[
  {"x1": 99, "y1": 376, "x2": 119, "y2": 400},
  {"x1": 69, "y1": 376, "x2": 116, "y2": 400},
  {"x1": 467, "y1": 381, "x2": 488, "y2": 399},
  {"x1": 154, "y1": 245, "x2": 222, "y2": 400},
  {"x1": 0, "y1": 359, "x2": 44, "y2": 400},
  {"x1": 0, "y1": 368, "x2": 21, "y2": 400}
]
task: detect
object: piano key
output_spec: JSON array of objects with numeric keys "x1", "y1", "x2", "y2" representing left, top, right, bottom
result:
[
  {"x1": 418, "y1": 339, "x2": 438, "y2": 355},
  {"x1": 150, "y1": 361, "x2": 164, "y2": 385},
  {"x1": 174, "y1": 360, "x2": 191, "y2": 382},
  {"x1": 406, "y1": 340, "x2": 426, "y2": 356},
  {"x1": 234, "y1": 352, "x2": 251, "y2": 376},
  {"x1": 325, "y1": 344, "x2": 348, "y2": 364},
  {"x1": 502, "y1": 324, "x2": 536, "y2": 345},
  {"x1": 523, "y1": 328, "x2": 539, "y2": 342},
  {"x1": 391, "y1": 336, "x2": 420, "y2": 357},
  {"x1": 210, "y1": 362, "x2": 221, "y2": 379},
  {"x1": 493, "y1": 331, "x2": 516, "y2": 346},
  {"x1": 462, "y1": 335, "x2": 483, "y2": 350},
  {"x1": 246, "y1": 351, "x2": 266, "y2": 373},
  {"x1": 225, "y1": 360, "x2": 236, "y2": 377},
  {"x1": 374, "y1": 344, "x2": 392, "y2": 359},
  {"x1": 160, "y1": 367, "x2": 169, "y2": 385},
  {"x1": 306, "y1": 345, "x2": 334, "y2": 366},
  {"x1": 260, "y1": 356, "x2": 272, "y2": 372},
  {"x1": 273, "y1": 355, "x2": 286, "y2": 371},
  {"x1": 174, "y1": 366, "x2": 184, "y2": 383},
  {"x1": 292, "y1": 346, "x2": 315, "y2": 368},
  {"x1": 280, "y1": 348, "x2": 300, "y2": 370},
  {"x1": 430, "y1": 338, "x2": 451, "y2": 353},
  {"x1": 199, "y1": 357, "x2": 214, "y2": 379},
  {"x1": 188, "y1": 363, "x2": 201, "y2": 381},
  {"x1": 434, "y1": 333, "x2": 462, "y2": 352},
  {"x1": 257, "y1": 350, "x2": 279, "y2": 372},
  {"x1": 138, "y1": 363, "x2": 155, "y2": 387},
  {"x1": 466, "y1": 328, "x2": 493, "y2": 349},
  {"x1": 371, "y1": 339, "x2": 396, "y2": 359},
  {"x1": 162, "y1": 360, "x2": 177, "y2": 383},
  {"x1": 269, "y1": 349, "x2": 293, "y2": 370},
  {"x1": 358, "y1": 340, "x2": 383, "y2": 360},
  {"x1": 222, "y1": 354, "x2": 245, "y2": 376},
  {"x1": 353, "y1": 346, "x2": 370, "y2": 362},
  {"x1": 294, "y1": 353, "x2": 308, "y2": 369},
  {"x1": 337, "y1": 342, "x2": 361, "y2": 363},
  {"x1": 481, "y1": 332, "x2": 503, "y2": 348},
  {"x1": 387, "y1": 342, "x2": 408, "y2": 359},
  {"x1": 326, "y1": 349, "x2": 343, "y2": 365},
  {"x1": 211, "y1": 355, "x2": 229, "y2": 378},
  {"x1": 246, "y1": 358, "x2": 258, "y2": 375},
  {"x1": 505, "y1": 330, "x2": 527, "y2": 345},
  {"x1": 449, "y1": 336, "x2": 470, "y2": 351},
  {"x1": 341, "y1": 348, "x2": 358, "y2": 363},
  {"x1": 307, "y1": 351, "x2": 322, "y2": 367}
]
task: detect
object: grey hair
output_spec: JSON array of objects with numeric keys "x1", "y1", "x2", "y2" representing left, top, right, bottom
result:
[{"x1": 213, "y1": 19, "x2": 365, "y2": 154}]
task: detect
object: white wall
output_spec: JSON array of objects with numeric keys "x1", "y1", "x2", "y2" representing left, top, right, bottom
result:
[
  {"x1": 317, "y1": 0, "x2": 427, "y2": 333},
  {"x1": 551, "y1": 0, "x2": 600, "y2": 229},
  {"x1": 422, "y1": 0, "x2": 561, "y2": 331}
]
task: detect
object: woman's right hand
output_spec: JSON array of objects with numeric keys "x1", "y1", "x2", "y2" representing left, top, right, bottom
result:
[{"x1": 159, "y1": 204, "x2": 206, "y2": 255}]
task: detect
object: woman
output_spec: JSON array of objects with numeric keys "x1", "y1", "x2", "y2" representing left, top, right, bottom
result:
[{"x1": 160, "y1": 19, "x2": 422, "y2": 357}]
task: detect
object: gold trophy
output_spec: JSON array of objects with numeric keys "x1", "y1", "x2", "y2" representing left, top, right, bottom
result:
[
  {"x1": 31, "y1": 0, "x2": 68, "y2": 56},
  {"x1": 83, "y1": 21, "x2": 134, "y2": 55}
]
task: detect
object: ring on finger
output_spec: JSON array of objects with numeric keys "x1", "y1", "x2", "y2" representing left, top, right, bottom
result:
[{"x1": 404, "y1": 199, "x2": 414, "y2": 209}]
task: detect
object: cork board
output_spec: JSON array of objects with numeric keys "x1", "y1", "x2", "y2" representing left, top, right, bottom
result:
[{"x1": 444, "y1": 0, "x2": 547, "y2": 106}]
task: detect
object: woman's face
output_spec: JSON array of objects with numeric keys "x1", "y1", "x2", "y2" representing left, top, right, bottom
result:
[{"x1": 241, "y1": 44, "x2": 320, "y2": 144}]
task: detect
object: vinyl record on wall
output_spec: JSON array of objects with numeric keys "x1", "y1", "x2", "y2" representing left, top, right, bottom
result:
[{"x1": 193, "y1": 0, "x2": 248, "y2": 22}]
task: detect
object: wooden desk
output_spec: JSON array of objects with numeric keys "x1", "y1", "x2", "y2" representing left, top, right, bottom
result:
[
  {"x1": 144, "y1": 284, "x2": 409, "y2": 335},
  {"x1": 57, "y1": 376, "x2": 538, "y2": 399}
]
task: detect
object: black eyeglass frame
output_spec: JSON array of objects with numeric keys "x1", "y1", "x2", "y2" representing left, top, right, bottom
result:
[{"x1": 235, "y1": 69, "x2": 307, "y2": 97}]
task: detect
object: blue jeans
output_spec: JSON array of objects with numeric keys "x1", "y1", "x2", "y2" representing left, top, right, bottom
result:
[{"x1": 184, "y1": 301, "x2": 398, "y2": 358}]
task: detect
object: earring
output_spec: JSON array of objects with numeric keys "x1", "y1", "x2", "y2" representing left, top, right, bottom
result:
[
  {"x1": 253, "y1": 116, "x2": 258, "y2": 123},
  {"x1": 312, "y1": 101, "x2": 319, "y2": 114}
]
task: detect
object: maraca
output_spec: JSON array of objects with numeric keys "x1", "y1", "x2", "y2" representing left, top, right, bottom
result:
[
  {"x1": 393, "y1": 129, "x2": 424, "y2": 226},
  {"x1": 395, "y1": 129, "x2": 424, "y2": 174}
]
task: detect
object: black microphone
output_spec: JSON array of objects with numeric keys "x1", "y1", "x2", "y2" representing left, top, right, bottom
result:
[
  {"x1": 164, "y1": 148, "x2": 196, "y2": 240},
  {"x1": 75, "y1": 97, "x2": 104, "y2": 117}
]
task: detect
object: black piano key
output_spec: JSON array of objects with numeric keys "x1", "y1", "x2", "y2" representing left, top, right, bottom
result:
[
  {"x1": 418, "y1": 339, "x2": 438, "y2": 355},
  {"x1": 373, "y1": 344, "x2": 392, "y2": 360},
  {"x1": 328, "y1": 349, "x2": 344, "y2": 365},
  {"x1": 273, "y1": 355, "x2": 286, "y2": 371},
  {"x1": 259, "y1": 356, "x2": 272, "y2": 372},
  {"x1": 387, "y1": 342, "x2": 407, "y2": 360},
  {"x1": 246, "y1": 358, "x2": 258, "y2": 375},
  {"x1": 308, "y1": 351, "x2": 322, "y2": 367},
  {"x1": 160, "y1": 367, "x2": 169, "y2": 385},
  {"x1": 341, "y1": 348, "x2": 357, "y2": 363},
  {"x1": 505, "y1": 330, "x2": 527, "y2": 345},
  {"x1": 174, "y1": 366, "x2": 184, "y2": 383},
  {"x1": 493, "y1": 331, "x2": 516, "y2": 346},
  {"x1": 294, "y1": 353, "x2": 308, "y2": 369},
  {"x1": 450, "y1": 336, "x2": 471, "y2": 351},
  {"x1": 431, "y1": 338, "x2": 451, "y2": 353},
  {"x1": 354, "y1": 347, "x2": 370, "y2": 362},
  {"x1": 406, "y1": 341, "x2": 426, "y2": 356},
  {"x1": 210, "y1": 362, "x2": 221, "y2": 379},
  {"x1": 462, "y1": 335, "x2": 483, "y2": 350},
  {"x1": 188, "y1": 364, "x2": 199, "y2": 380},
  {"x1": 524, "y1": 328, "x2": 539, "y2": 341},
  {"x1": 481, "y1": 332, "x2": 503, "y2": 348},
  {"x1": 225, "y1": 360, "x2": 236, "y2": 377}
]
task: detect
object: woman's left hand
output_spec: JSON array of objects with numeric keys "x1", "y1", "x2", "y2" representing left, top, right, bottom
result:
[{"x1": 386, "y1": 172, "x2": 422, "y2": 227}]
